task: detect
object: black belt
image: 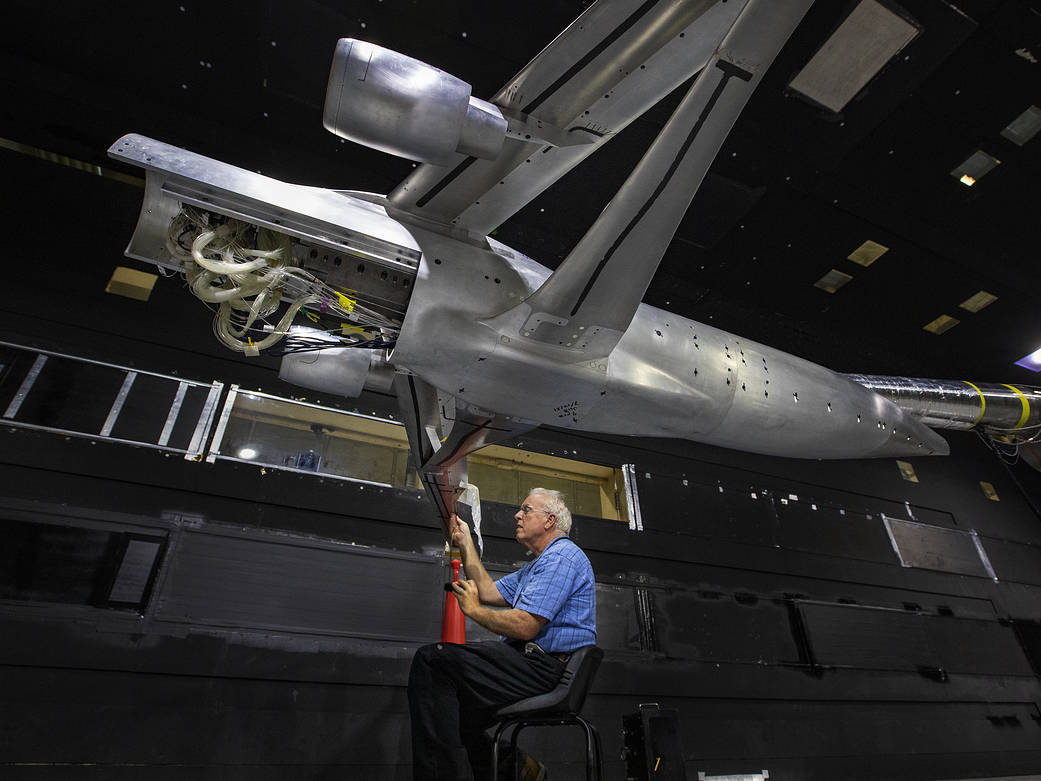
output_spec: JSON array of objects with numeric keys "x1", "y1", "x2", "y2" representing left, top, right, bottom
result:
[{"x1": 514, "y1": 640, "x2": 570, "y2": 663}]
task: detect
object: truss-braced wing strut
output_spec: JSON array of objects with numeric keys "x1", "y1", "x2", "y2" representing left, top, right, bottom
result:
[{"x1": 485, "y1": 0, "x2": 815, "y2": 358}]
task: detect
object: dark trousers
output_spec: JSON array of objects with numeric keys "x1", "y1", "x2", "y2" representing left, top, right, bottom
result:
[{"x1": 408, "y1": 641, "x2": 565, "y2": 781}]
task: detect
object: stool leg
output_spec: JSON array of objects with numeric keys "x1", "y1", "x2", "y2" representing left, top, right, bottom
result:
[
  {"x1": 491, "y1": 721, "x2": 511, "y2": 781},
  {"x1": 580, "y1": 719, "x2": 596, "y2": 781},
  {"x1": 591, "y1": 722, "x2": 605, "y2": 781},
  {"x1": 573, "y1": 716, "x2": 603, "y2": 781},
  {"x1": 509, "y1": 722, "x2": 526, "y2": 780}
]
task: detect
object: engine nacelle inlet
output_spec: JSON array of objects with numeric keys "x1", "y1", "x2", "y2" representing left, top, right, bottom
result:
[
  {"x1": 324, "y1": 39, "x2": 507, "y2": 166},
  {"x1": 278, "y1": 333, "x2": 395, "y2": 398}
]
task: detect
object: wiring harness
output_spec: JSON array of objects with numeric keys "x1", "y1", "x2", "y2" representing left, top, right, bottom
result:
[{"x1": 165, "y1": 207, "x2": 398, "y2": 355}]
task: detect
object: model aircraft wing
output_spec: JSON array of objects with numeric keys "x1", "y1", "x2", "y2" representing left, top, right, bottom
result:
[
  {"x1": 484, "y1": 0, "x2": 815, "y2": 358},
  {"x1": 387, "y1": 0, "x2": 750, "y2": 234}
]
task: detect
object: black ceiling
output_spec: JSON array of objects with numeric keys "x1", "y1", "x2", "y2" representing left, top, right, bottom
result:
[{"x1": 4, "y1": 0, "x2": 1041, "y2": 385}]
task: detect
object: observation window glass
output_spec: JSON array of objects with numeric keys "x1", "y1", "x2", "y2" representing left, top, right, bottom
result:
[{"x1": 212, "y1": 391, "x2": 628, "y2": 521}]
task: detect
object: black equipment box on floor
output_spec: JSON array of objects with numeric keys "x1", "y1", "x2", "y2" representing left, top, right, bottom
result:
[{"x1": 622, "y1": 703, "x2": 686, "y2": 780}]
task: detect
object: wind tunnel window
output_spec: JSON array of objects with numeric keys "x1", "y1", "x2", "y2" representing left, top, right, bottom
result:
[
  {"x1": 467, "y1": 447, "x2": 628, "y2": 522},
  {"x1": 209, "y1": 389, "x2": 629, "y2": 521},
  {"x1": 211, "y1": 389, "x2": 417, "y2": 488}
]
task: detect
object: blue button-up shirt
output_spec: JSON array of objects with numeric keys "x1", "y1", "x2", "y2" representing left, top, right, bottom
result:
[{"x1": 495, "y1": 536, "x2": 596, "y2": 652}]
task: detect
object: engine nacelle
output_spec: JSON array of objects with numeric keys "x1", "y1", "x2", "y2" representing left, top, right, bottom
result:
[
  {"x1": 323, "y1": 39, "x2": 507, "y2": 165},
  {"x1": 278, "y1": 329, "x2": 395, "y2": 398}
]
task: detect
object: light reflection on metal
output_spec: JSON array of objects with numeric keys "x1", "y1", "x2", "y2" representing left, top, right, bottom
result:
[
  {"x1": 4, "y1": 353, "x2": 47, "y2": 419},
  {"x1": 206, "y1": 385, "x2": 240, "y2": 464},
  {"x1": 847, "y1": 375, "x2": 1041, "y2": 432},
  {"x1": 100, "y1": 371, "x2": 137, "y2": 437},
  {"x1": 1014, "y1": 348, "x2": 1041, "y2": 373},
  {"x1": 186, "y1": 382, "x2": 225, "y2": 461},
  {"x1": 971, "y1": 530, "x2": 999, "y2": 582},
  {"x1": 159, "y1": 382, "x2": 189, "y2": 447},
  {"x1": 622, "y1": 464, "x2": 643, "y2": 532}
]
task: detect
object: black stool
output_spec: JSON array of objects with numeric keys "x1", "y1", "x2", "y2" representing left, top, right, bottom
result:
[{"x1": 490, "y1": 645, "x2": 604, "y2": 781}]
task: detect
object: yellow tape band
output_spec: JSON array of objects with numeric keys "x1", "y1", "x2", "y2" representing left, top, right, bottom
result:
[
  {"x1": 963, "y1": 381, "x2": 986, "y2": 427},
  {"x1": 335, "y1": 292, "x2": 356, "y2": 312},
  {"x1": 1001, "y1": 384, "x2": 1031, "y2": 429}
]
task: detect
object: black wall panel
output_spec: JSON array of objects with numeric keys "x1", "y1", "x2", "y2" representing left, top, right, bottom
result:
[
  {"x1": 635, "y1": 476, "x2": 727, "y2": 535},
  {"x1": 1, "y1": 665, "x2": 414, "y2": 779},
  {"x1": 800, "y1": 602, "x2": 1033, "y2": 676},
  {"x1": 654, "y1": 591, "x2": 798, "y2": 664},
  {"x1": 776, "y1": 501, "x2": 895, "y2": 564},
  {"x1": 677, "y1": 699, "x2": 1041, "y2": 779},
  {"x1": 980, "y1": 536, "x2": 1041, "y2": 586},
  {"x1": 156, "y1": 526, "x2": 444, "y2": 641}
]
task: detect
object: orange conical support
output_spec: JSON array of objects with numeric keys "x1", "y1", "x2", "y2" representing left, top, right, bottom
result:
[{"x1": 441, "y1": 557, "x2": 466, "y2": 644}]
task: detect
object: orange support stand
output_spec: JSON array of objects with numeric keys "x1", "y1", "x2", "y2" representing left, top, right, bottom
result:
[{"x1": 441, "y1": 557, "x2": 466, "y2": 644}]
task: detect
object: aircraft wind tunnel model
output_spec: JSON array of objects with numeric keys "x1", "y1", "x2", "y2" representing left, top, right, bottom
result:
[{"x1": 109, "y1": 0, "x2": 1040, "y2": 525}]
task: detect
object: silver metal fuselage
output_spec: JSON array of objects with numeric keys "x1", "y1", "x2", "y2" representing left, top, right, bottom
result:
[{"x1": 389, "y1": 213, "x2": 948, "y2": 461}]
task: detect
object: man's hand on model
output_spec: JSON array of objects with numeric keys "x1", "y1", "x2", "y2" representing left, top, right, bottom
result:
[{"x1": 448, "y1": 513, "x2": 474, "y2": 558}]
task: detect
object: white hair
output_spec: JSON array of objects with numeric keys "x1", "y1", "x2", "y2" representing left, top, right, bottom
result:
[{"x1": 530, "y1": 487, "x2": 572, "y2": 534}]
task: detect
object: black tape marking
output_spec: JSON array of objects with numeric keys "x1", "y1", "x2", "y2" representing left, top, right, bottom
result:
[
  {"x1": 569, "y1": 59, "x2": 753, "y2": 316},
  {"x1": 521, "y1": 0, "x2": 661, "y2": 115},
  {"x1": 412, "y1": 0, "x2": 662, "y2": 209},
  {"x1": 415, "y1": 156, "x2": 478, "y2": 208}
]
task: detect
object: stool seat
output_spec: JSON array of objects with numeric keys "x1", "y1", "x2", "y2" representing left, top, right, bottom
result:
[{"x1": 491, "y1": 645, "x2": 604, "y2": 781}]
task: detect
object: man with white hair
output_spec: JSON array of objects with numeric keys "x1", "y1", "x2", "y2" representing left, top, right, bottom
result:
[{"x1": 408, "y1": 488, "x2": 597, "y2": 780}]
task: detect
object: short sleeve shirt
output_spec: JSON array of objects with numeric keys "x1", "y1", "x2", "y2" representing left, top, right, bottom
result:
[{"x1": 495, "y1": 536, "x2": 596, "y2": 653}]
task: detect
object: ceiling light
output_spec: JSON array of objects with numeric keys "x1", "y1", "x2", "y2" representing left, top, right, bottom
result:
[
  {"x1": 848, "y1": 240, "x2": 889, "y2": 267},
  {"x1": 106, "y1": 266, "x2": 157, "y2": 302},
  {"x1": 238, "y1": 447, "x2": 258, "y2": 459},
  {"x1": 951, "y1": 150, "x2": 1000, "y2": 186},
  {"x1": 814, "y1": 269, "x2": 853, "y2": 293},
  {"x1": 923, "y1": 315, "x2": 959, "y2": 335},
  {"x1": 896, "y1": 460, "x2": 919, "y2": 483},
  {"x1": 1000, "y1": 105, "x2": 1041, "y2": 146},
  {"x1": 788, "y1": 0, "x2": 920, "y2": 113},
  {"x1": 959, "y1": 291, "x2": 997, "y2": 313},
  {"x1": 1014, "y1": 348, "x2": 1041, "y2": 372}
]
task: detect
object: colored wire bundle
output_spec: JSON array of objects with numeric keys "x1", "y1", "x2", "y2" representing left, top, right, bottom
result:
[{"x1": 166, "y1": 208, "x2": 398, "y2": 355}]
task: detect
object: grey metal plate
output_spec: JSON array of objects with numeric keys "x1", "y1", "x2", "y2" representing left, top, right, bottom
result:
[{"x1": 884, "y1": 516, "x2": 990, "y2": 577}]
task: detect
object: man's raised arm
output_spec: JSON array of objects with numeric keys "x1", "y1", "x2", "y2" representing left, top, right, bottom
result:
[{"x1": 449, "y1": 514, "x2": 507, "y2": 607}]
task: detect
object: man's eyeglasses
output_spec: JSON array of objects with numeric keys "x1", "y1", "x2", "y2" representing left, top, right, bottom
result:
[{"x1": 518, "y1": 504, "x2": 550, "y2": 516}]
